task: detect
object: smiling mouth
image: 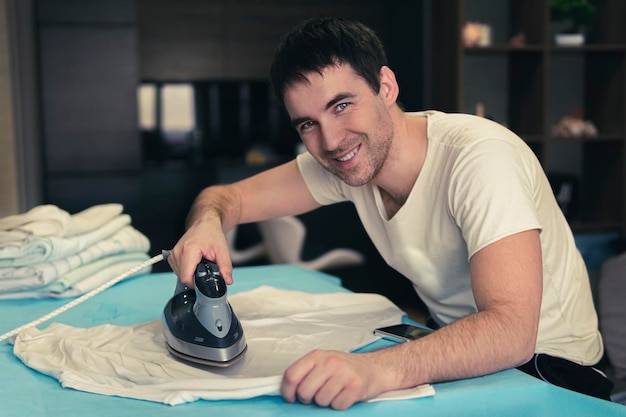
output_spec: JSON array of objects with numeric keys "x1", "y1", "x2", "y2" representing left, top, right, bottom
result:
[{"x1": 335, "y1": 146, "x2": 359, "y2": 162}]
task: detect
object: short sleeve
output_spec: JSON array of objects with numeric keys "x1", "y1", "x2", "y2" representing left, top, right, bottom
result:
[
  {"x1": 296, "y1": 152, "x2": 349, "y2": 205},
  {"x1": 448, "y1": 139, "x2": 543, "y2": 258}
]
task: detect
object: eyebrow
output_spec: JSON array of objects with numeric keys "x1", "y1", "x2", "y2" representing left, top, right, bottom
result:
[{"x1": 290, "y1": 92, "x2": 356, "y2": 128}]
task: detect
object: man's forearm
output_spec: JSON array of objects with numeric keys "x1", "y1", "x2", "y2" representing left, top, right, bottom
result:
[
  {"x1": 367, "y1": 308, "x2": 537, "y2": 392},
  {"x1": 168, "y1": 184, "x2": 244, "y2": 285},
  {"x1": 185, "y1": 185, "x2": 242, "y2": 232}
]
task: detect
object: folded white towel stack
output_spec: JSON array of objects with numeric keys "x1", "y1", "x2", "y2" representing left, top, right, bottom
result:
[{"x1": 0, "y1": 204, "x2": 152, "y2": 299}]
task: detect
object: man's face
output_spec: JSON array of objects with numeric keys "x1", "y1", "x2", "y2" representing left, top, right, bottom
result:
[{"x1": 283, "y1": 64, "x2": 394, "y2": 187}]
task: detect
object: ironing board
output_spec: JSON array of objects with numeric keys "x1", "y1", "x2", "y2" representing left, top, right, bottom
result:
[{"x1": 1, "y1": 264, "x2": 624, "y2": 417}]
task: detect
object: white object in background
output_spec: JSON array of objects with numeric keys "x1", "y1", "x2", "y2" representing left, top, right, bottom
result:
[
  {"x1": 224, "y1": 226, "x2": 267, "y2": 265},
  {"x1": 555, "y1": 33, "x2": 585, "y2": 46},
  {"x1": 258, "y1": 216, "x2": 364, "y2": 270},
  {"x1": 477, "y1": 24, "x2": 492, "y2": 46},
  {"x1": 295, "y1": 142, "x2": 307, "y2": 155},
  {"x1": 137, "y1": 84, "x2": 157, "y2": 130},
  {"x1": 161, "y1": 84, "x2": 196, "y2": 133}
]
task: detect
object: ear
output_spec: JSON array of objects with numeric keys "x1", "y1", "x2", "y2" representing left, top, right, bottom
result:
[{"x1": 378, "y1": 66, "x2": 399, "y2": 106}]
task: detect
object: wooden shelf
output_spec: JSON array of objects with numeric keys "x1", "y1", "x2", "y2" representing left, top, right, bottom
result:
[
  {"x1": 464, "y1": 45, "x2": 626, "y2": 53},
  {"x1": 570, "y1": 222, "x2": 624, "y2": 233},
  {"x1": 431, "y1": 0, "x2": 626, "y2": 235},
  {"x1": 550, "y1": 44, "x2": 626, "y2": 52},
  {"x1": 464, "y1": 45, "x2": 546, "y2": 53},
  {"x1": 547, "y1": 135, "x2": 626, "y2": 143}
]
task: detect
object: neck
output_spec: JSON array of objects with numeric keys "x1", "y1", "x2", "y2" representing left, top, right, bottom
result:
[{"x1": 374, "y1": 112, "x2": 428, "y2": 209}]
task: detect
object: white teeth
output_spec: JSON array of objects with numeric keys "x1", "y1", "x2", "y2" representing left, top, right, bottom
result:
[{"x1": 337, "y1": 148, "x2": 358, "y2": 162}]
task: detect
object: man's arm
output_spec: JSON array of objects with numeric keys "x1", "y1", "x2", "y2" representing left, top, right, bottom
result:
[
  {"x1": 281, "y1": 229, "x2": 543, "y2": 410},
  {"x1": 168, "y1": 160, "x2": 320, "y2": 286}
]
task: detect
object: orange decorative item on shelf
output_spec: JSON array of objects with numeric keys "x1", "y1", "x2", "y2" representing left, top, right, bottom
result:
[{"x1": 462, "y1": 21, "x2": 492, "y2": 47}]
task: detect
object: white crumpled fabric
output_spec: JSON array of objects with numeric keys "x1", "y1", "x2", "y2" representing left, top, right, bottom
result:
[{"x1": 13, "y1": 286, "x2": 435, "y2": 405}]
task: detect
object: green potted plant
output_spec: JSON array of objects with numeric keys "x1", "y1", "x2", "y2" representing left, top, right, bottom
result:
[{"x1": 550, "y1": 0, "x2": 596, "y2": 46}]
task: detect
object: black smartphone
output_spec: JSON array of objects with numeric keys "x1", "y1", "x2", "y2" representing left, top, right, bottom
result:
[{"x1": 373, "y1": 324, "x2": 433, "y2": 343}]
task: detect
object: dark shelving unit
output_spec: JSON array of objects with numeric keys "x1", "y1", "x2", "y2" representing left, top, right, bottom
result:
[{"x1": 431, "y1": 0, "x2": 626, "y2": 235}]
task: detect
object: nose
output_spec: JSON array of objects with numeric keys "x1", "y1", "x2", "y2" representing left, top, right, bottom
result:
[{"x1": 319, "y1": 121, "x2": 343, "y2": 151}]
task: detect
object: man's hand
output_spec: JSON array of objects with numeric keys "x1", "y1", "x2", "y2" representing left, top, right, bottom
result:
[
  {"x1": 281, "y1": 350, "x2": 393, "y2": 410},
  {"x1": 167, "y1": 220, "x2": 234, "y2": 287}
]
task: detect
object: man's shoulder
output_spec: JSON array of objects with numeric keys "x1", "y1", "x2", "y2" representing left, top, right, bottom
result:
[{"x1": 426, "y1": 111, "x2": 522, "y2": 150}]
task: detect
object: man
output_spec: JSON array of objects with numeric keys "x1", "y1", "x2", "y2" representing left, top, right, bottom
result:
[{"x1": 167, "y1": 17, "x2": 612, "y2": 409}]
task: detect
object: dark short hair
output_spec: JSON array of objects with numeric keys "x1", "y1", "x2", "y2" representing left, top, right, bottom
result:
[{"x1": 270, "y1": 17, "x2": 388, "y2": 106}]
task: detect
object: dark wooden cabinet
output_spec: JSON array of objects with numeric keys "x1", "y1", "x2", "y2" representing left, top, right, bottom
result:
[
  {"x1": 37, "y1": 0, "x2": 142, "y2": 220},
  {"x1": 37, "y1": 0, "x2": 140, "y2": 174},
  {"x1": 431, "y1": 0, "x2": 626, "y2": 235}
]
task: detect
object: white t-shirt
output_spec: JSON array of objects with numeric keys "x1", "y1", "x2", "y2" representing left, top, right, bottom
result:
[{"x1": 296, "y1": 110, "x2": 603, "y2": 365}]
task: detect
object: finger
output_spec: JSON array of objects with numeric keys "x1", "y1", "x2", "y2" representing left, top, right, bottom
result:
[
  {"x1": 179, "y1": 263, "x2": 196, "y2": 287},
  {"x1": 329, "y1": 387, "x2": 361, "y2": 411},
  {"x1": 166, "y1": 250, "x2": 179, "y2": 276},
  {"x1": 309, "y1": 378, "x2": 341, "y2": 407},
  {"x1": 310, "y1": 358, "x2": 366, "y2": 409},
  {"x1": 206, "y1": 234, "x2": 233, "y2": 284},
  {"x1": 328, "y1": 375, "x2": 367, "y2": 410},
  {"x1": 166, "y1": 246, "x2": 188, "y2": 284},
  {"x1": 178, "y1": 247, "x2": 203, "y2": 287},
  {"x1": 312, "y1": 372, "x2": 353, "y2": 408},
  {"x1": 214, "y1": 249, "x2": 234, "y2": 284},
  {"x1": 281, "y1": 354, "x2": 318, "y2": 403},
  {"x1": 217, "y1": 259, "x2": 234, "y2": 285},
  {"x1": 295, "y1": 366, "x2": 332, "y2": 406}
]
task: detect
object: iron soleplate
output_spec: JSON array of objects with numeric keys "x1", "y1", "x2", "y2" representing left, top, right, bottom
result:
[{"x1": 166, "y1": 342, "x2": 247, "y2": 368}]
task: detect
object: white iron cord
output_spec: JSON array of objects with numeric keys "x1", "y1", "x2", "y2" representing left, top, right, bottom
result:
[{"x1": 0, "y1": 251, "x2": 170, "y2": 343}]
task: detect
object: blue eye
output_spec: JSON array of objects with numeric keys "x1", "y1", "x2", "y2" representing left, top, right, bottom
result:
[
  {"x1": 336, "y1": 102, "x2": 349, "y2": 112},
  {"x1": 301, "y1": 121, "x2": 315, "y2": 131}
]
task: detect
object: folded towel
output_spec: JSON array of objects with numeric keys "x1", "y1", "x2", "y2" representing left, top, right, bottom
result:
[
  {"x1": 0, "y1": 205, "x2": 69, "y2": 243},
  {"x1": 0, "y1": 204, "x2": 123, "y2": 244},
  {"x1": 13, "y1": 287, "x2": 434, "y2": 405},
  {"x1": 0, "y1": 214, "x2": 131, "y2": 267},
  {"x1": 65, "y1": 204, "x2": 124, "y2": 237},
  {"x1": 48, "y1": 252, "x2": 152, "y2": 295},
  {"x1": 0, "y1": 252, "x2": 152, "y2": 299},
  {"x1": 0, "y1": 226, "x2": 150, "y2": 293}
]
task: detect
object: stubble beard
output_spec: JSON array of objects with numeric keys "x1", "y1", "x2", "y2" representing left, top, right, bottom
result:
[{"x1": 321, "y1": 121, "x2": 394, "y2": 187}]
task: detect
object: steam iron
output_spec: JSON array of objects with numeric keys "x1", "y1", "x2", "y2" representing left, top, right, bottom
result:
[{"x1": 162, "y1": 259, "x2": 247, "y2": 367}]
